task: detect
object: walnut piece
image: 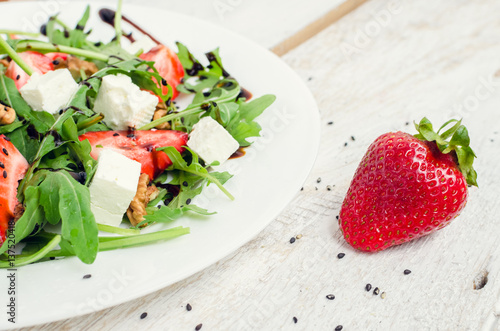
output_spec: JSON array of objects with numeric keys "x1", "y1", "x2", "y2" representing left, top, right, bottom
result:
[
  {"x1": 0, "y1": 104, "x2": 15, "y2": 125},
  {"x1": 127, "y1": 174, "x2": 159, "y2": 227},
  {"x1": 153, "y1": 102, "x2": 171, "y2": 130},
  {"x1": 54, "y1": 55, "x2": 98, "y2": 79},
  {"x1": 0, "y1": 59, "x2": 9, "y2": 68}
]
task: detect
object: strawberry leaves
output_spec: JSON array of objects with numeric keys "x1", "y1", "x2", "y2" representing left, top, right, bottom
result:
[{"x1": 414, "y1": 117, "x2": 477, "y2": 186}]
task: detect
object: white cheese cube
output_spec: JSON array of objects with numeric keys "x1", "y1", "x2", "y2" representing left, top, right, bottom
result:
[
  {"x1": 124, "y1": 35, "x2": 157, "y2": 55},
  {"x1": 187, "y1": 116, "x2": 239, "y2": 165},
  {"x1": 20, "y1": 69, "x2": 78, "y2": 114},
  {"x1": 93, "y1": 74, "x2": 158, "y2": 130},
  {"x1": 89, "y1": 149, "x2": 141, "y2": 227}
]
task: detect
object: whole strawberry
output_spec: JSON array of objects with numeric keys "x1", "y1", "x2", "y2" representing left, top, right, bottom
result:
[{"x1": 339, "y1": 118, "x2": 477, "y2": 252}]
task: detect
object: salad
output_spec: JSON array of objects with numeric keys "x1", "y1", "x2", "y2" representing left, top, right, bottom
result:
[{"x1": 0, "y1": 1, "x2": 275, "y2": 267}]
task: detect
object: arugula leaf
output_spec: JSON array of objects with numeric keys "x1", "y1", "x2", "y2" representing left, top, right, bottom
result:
[
  {"x1": 44, "y1": 6, "x2": 92, "y2": 49},
  {"x1": 162, "y1": 146, "x2": 233, "y2": 199},
  {"x1": 0, "y1": 186, "x2": 45, "y2": 256},
  {"x1": 6, "y1": 126, "x2": 41, "y2": 163},
  {"x1": 0, "y1": 74, "x2": 54, "y2": 133},
  {"x1": 38, "y1": 148, "x2": 79, "y2": 171},
  {"x1": 36, "y1": 170, "x2": 98, "y2": 264}
]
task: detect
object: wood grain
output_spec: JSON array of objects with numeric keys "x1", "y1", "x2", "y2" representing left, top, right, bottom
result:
[
  {"x1": 271, "y1": 0, "x2": 369, "y2": 56},
  {"x1": 12, "y1": 0, "x2": 500, "y2": 330}
]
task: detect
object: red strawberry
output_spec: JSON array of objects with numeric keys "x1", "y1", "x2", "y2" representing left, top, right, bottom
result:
[
  {"x1": 78, "y1": 130, "x2": 188, "y2": 180},
  {"x1": 0, "y1": 135, "x2": 29, "y2": 244},
  {"x1": 339, "y1": 118, "x2": 477, "y2": 252},
  {"x1": 5, "y1": 51, "x2": 54, "y2": 89},
  {"x1": 140, "y1": 44, "x2": 184, "y2": 100},
  {"x1": 45, "y1": 52, "x2": 68, "y2": 62}
]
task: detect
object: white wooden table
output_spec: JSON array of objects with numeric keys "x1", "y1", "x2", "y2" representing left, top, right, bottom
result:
[{"x1": 8, "y1": 0, "x2": 500, "y2": 329}]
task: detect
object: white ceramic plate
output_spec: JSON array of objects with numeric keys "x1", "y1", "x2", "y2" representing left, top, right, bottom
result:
[{"x1": 0, "y1": 2, "x2": 320, "y2": 328}]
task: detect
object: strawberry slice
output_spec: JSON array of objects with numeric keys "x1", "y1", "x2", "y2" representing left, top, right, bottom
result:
[
  {"x1": 140, "y1": 44, "x2": 184, "y2": 100},
  {"x1": 5, "y1": 51, "x2": 54, "y2": 90},
  {"x1": 45, "y1": 52, "x2": 69, "y2": 62},
  {"x1": 79, "y1": 130, "x2": 188, "y2": 179},
  {"x1": 0, "y1": 135, "x2": 29, "y2": 245}
]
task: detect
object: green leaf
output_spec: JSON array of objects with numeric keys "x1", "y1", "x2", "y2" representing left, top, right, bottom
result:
[
  {"x1": 413, "y1": 117, "x2": 478, "y2": 186},
  {"x1": 0, "y1": 186, "x2": 45, "y2": 256},
  {"x1": 0, "y1": 74, "x2": 54, "y2": 133},
  {"x1": 159, "y1": 146, "x2": 234, "y2": 200},
  {"x1": 238, "y1": 94, "x2": 276, "y2": 121},
  {"x1": 144, "y1": 206, "x2": 184, "y2": 223},
  {"x1": 6, "y1": 126, "x2": 41, "y2": 163},
  {"x1": 449, "y1": 125, "x2": 470, "y2": 147},
  {"x1": 228, "y1": 120, "x2": 262, "y2": 147},
  {"x1": 36, "y1": 170, "x2": 98, "y2": 264}
]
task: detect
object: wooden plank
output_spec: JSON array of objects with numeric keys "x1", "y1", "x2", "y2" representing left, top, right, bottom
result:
[
  {"x1": 14, "y1": 0, "x2": 500, "y2": 330},
  {"x1": 271, "y1": 0, "x2": 369, "y2": 56}
]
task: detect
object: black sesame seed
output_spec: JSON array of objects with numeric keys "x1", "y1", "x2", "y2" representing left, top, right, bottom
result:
[
  {"x1": 161, "y1": 78, "x2": 167, "y2": 86},
  {"x1": 0, "y1": 162, "x2": 4, "y2": 168},
  {"x1": 16, "y1": 75, "x2": 20, "y2": 81},
  {"x1": 290, "y1": 237, "x2": 296, "y2": 244},
  {"x1": 113, "y1": 133, "x2": 119, "y2": 136},
  {"x1": 2, "y1": 148, "x2": 8, "y2": 155},
  {"x1": 405, "y1": 122, "x2": 409, "y2": 126},
  {"x1": 326, "y1": 294, "x2": 335, "y2": 300},
  {"x1": 317, "y1": 177, "x2": 321, "y2": 183},
  {"x1": 140, "y1": 312, "x2": 148, "y2": 319},
  {"x1": 182, "y1": 181, "x2": 188, "y2": 186},
  {"x1": 300, "y1": 187, "x2": 303, "y2": 191},
  {"x1": 186, "y1": 198, "x2": 192, "y2": 205},
  {"x1": 404, "y1": 269, "x2": 411, "y2": 275},
  {"x1": 3, "y1": 170, "x2": 7, "y2": 179},
  {"x1": 49, "y1": 257, "x2": 55, "y2": 260},
  {"x1": 344, "y1": 142, "x2": 348, "y2": 147},
  {"x1": 308, "y1": 77, "x2": 313, "y2": 81},
  {"x1": 293, "y1": 316, "x2": 298, "y2": 324},
  {"x1": 195, "y1": 323, "x2": 202, "y2": 331},
  {"x1": 52, "y1": 60, "x2": 60, "y2": 65},
  {"x1": 351, "y1": 136, "x2": 355, "y2": 141},
  {"x1": 83, "y1": 274, "x2": 91, "y2": 279},
  {"x1": 327, "y1": 121, "x2": 333, "y2": 125},
  {"x1": 365, "y1": 284, "x2": 372, "y2": 291},
  {"x1": 337, "y1": 253, "x2": 345, "y2": 259},
  {"x1": 336, "y1": 215, "x2": 339, "y2": 220},
  {"x1": 373, "y1": 287, "x2": 380, "y2": 295},
  {"x1": 186, "y1": 303, "x2": 192, "y2": 311},
  {"x1": 335, "y1": 325, "x2": 343, "y2": 331}
]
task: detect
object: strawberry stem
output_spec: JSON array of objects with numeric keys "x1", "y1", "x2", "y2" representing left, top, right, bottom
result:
[{"x1": 414, "y1": 117, "x2": 478, "y2": 187}]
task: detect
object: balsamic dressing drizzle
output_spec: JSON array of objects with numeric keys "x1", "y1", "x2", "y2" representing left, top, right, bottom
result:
[{"x1": 98, "y1": 8, "x2": 161, "y2": 45}]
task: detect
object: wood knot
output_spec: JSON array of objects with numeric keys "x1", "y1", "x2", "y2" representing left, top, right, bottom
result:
[{"x1": 473, "y1": 269, "x2": 489, "y2": 290}]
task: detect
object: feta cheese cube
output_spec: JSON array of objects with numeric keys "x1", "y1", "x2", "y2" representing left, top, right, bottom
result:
[
  {"x1": 124, "y1": 35, "x2": 157, "y2": 55},
  {"x1": 20, "y1": 68, "x2": 78, "y2": 114},
  {"x1": 89, "y1": 149, "x2": 141, "y2": 227},
  {"x1": 93, "y1": 74, "x2": 158, "y2": 130},
  {"x1": 187, "y1": 116, "x2": 239, "y2": 165}
]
